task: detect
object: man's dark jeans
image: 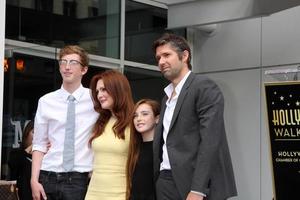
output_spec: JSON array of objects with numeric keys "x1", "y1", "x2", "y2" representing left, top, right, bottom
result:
[{"x1": 39, "y1": 170, "x2": 89, "y2": 200}]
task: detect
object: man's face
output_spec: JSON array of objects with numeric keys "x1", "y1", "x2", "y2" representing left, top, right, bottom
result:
[
  {"x1": 59, "y1": 53, "x2": 87, "y2": 85},
  {"x1": 155, "y1": 43, "x2": 187, "y2": 82}
]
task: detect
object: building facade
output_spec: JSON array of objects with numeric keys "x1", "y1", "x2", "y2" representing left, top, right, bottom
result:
[
  {"x1": 2, "y1": 1, "x2": 300, "y2": 200},
  {"x1": 1, "y1": 0, "x2": 185, "y2": 179}
]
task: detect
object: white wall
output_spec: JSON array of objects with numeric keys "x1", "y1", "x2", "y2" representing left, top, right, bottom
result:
[{"x1": 191, "y1": 5, "x2": 300, "y2": 200}]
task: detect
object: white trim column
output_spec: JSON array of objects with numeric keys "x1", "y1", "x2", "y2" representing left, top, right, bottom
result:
[{"x1": 0, "y1": 0, "x2": 6, "y2": 176}]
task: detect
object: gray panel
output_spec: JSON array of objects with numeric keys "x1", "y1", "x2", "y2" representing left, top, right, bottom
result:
[
  {"x1": 260, "y1": 85, "x2": 274, "y2": 200},
  {"x1": 205, "y1": 69, "x2": 266, "y2": 200},
  {"x1": 262, "y1": 6, "x2": 300, "y2": 67},
  {"x1": 168, "y1": 0, "x2": 300, "y2": 28},
  {"x1": 192, "y1": 18, "x2": 261, "y2": 73},
  {"x1": 169, "y1": 0, "x2": 259, "y2": 28}
]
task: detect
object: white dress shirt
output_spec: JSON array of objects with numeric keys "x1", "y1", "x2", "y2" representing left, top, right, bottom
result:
[
  {"x1": 160, "y1": 71, "x2": 206, "y2": 197},
  {"x1": 160, "y1": 71, "x2": 191, "y2": 170},
  {"x1": 33, "y1": 85, "x2": 99, "y2": 172}
]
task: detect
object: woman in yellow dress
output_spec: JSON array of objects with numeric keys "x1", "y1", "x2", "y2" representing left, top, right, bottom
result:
[{"x1": 85, "y1": 70, "x2": 137, "y2": 200}]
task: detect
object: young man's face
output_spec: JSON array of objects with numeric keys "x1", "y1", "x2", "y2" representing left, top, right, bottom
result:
[
  {"x1": 155, "y1": 43, "x2": 188, "y2": 82},
  {"x1": 59, "y1": 53, "x2": 87, "y2": 85}
]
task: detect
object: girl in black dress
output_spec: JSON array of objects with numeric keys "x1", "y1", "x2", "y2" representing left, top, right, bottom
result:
[
  {"x1": 130, "y1": 99, "x2": 160, "y2": 200},
  {"x1": 9, "y1": 121, "x2": 34, "y2": 200}
]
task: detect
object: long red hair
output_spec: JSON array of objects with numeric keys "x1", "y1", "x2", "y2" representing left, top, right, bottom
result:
[
  {"x1": 89, "y1": 69, "x2": 136, "y2": 200},
  {"x1": 89, "y1": 69, "x2": 134, "y2": 141}
]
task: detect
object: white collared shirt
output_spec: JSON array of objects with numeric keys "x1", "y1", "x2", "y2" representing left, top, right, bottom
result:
[
  {"x1": 33, "y1": 85, "x2": 99, "y2": 172},
  {"x1": 160, "y1": 71, "x2": 191, "y2": 170}
]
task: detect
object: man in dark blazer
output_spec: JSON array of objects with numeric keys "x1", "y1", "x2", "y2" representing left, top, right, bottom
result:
[{"x1": 152, "y1": 33, "x2": 237, "y2": 200}]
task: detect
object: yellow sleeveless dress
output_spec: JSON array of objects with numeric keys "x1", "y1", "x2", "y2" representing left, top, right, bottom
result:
[{"x1": 85, "y1": 117, "x2": 130, "y2": 200}]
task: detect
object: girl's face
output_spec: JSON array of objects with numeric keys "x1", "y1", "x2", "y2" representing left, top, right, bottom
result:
[
  {"x1": 133, "y1": 103, "x2": 158, "y2": 134},
  {"x1": 96, "y1": 79, "x2": 114, "y2": 111}
]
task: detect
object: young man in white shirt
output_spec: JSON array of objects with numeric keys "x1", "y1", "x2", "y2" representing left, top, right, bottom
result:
[{"x1": 31, "y1": 45, "x2": 98, "y2": 200}]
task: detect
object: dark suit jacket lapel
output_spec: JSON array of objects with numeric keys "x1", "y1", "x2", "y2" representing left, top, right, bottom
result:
[
  {"x1": 169, "y1": 73, "x2": 195, "y2": 131},
  {"x1": 153, "y1": 95, "x2": 167, "y2": 172},
  {"x1": 156, "y1": 96, "x2": 167, "y2": 138}
]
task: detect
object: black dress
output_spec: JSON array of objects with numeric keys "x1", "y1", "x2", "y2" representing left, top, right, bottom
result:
[
  {"x1": 8, "y1": 148, "x2": 33, "y2": 200},
  {"x1": 131, "y1": 141, "x2": 155, "y2": 200}
]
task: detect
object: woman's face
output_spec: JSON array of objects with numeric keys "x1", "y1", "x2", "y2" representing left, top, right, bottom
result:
[
  {"x1": 133, "y1": 103, "x2": 158, "y2": 134},
  {"x1": 96, "y1": 79, "x2": 114, "y2": 111}
]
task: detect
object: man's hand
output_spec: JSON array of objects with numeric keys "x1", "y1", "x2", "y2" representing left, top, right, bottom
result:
[
  {"x1": 186, "y1": 192, "x2": 204, "y2": 200},
  {"x1": 31, "y1": 179, "x2": 47, "y2": 200}
]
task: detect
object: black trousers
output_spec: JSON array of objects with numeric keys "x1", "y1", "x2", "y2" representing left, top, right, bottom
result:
[
  {"x1": 39, "y1": 170, "x2": 89, "y2": 200},
  {"x1": 156, "y1": 170, "x2": 182, "y2": 200}
]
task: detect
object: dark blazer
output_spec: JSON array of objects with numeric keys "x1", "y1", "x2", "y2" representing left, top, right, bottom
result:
[{"x1": 153, "y1": 72, "x2": 237, "y2": 200}]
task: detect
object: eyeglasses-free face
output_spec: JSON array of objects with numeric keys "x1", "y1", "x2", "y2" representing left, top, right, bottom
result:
[{"x1": 58, "y1": 59, "x2": 84, "y2": 68}]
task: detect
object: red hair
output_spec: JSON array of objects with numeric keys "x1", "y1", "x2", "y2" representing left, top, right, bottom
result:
[
  {"x1": 89, "y1": 70, "x2": 135, "y2": 200},
  {"x1": 89, "y1": 69, "x2": 134, "y2": 141}
]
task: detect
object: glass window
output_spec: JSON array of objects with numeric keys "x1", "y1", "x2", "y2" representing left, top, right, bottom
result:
[
  {"x1": 125, "y1": 0, "x2": 187, "y2": 65},
  {"x1": 5, "y1": 0, "x2": 120, "y2": 58},
  {"x1": 2, "y1": 50, "x2": 58, "y2": 179},
  {"x1": 125, "y1": 0, "x2": 167, "y2": 64},
  {"x1": 124, "y1": 66, "x2": 168, "y2": 102}
]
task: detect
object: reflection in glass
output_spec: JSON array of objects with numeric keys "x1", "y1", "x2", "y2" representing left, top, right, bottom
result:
[
  {"x1": 124, "y1": 66, "x2": 167, "y2": 102},
  {"x1": 125, "y1": 0, "x2": 187, "y2": 65},
  {"x1": 125, "y1": 0, "x2": 167, "y2": 64},
  {"x1": 5, "y1": 0, "x2": 120, "y2": 58},
  {"x1": 2, "y1": 52, "x2": 59, "y2": 179}
]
